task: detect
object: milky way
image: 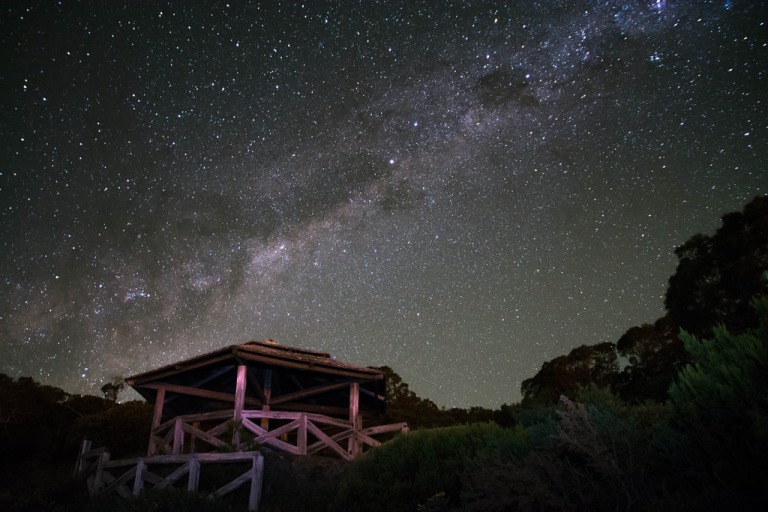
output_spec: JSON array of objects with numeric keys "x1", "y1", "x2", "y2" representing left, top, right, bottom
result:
[{"x1": 1, "y1": 1, "x2": 765, "y2": 407}]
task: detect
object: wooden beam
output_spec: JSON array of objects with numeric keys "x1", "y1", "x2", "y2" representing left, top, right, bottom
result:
[
  {"x1": 126, "y1": 353, "x2": 235, "y2": 386},
  {"x1": 172, "y1": 418, "x2": 184, "y2": 455},
  {"x1": 233, "y1": 364, "x2": 247, "y2": 448},
  {"x1": 236, "y1": 351, "x2": 380, "y2": 379},
  {"x1": 261, "y1": 369, "x2": 272, "y2": 430},
  {"x1": 148, "y1": 388, "x2": 165, "y2": 456},
  {"x1": 234, "y1": 364, "x2": 247, "y2": 421},
  {"x1": 132, "y1": 459, "x2": 145, "y2": 495},
  {"x1": 269, "y1": 381, "x2": 352, "y2": 406},
  {"x1": 269, "y1": 401, "x2": 353, "y2": 417},
  {"x1": 137, "y1": 382, "x2": 260, "y2": 407},
  {"x1": 249, "y1": 455, "x2": 264, "y2": 512},
  {"x1": 348, "y1": 382, "x2": 361, "y2": 457},
  {"x1": 306, "y1": 421, "x2": 353, "y2": 461},
  {"x1": 181, "y1": 422, "x2": 229, "y2": 450},
  {"x1": 297, "y1": 413, "x2": 307, "y2": 455},
  {"x1": 187, "y1": 456, "x2": 200, "y2": 492},
  {"x1": 155, "y1": 461, "x2": 190, "y2": 490}
]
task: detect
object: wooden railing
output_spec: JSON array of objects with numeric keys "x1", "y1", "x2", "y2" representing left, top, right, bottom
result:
[
  {"x1": 76, "y1": 440, "x2": 264, "y2": 511},
  {"x1": 149, "y1": 409, "x2": 408, "y2": 462}
]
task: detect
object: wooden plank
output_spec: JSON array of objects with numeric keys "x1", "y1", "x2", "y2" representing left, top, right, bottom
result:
[
  {"x1": 234, "y1": 365, "x2": 247, "y2": 421},
  {"x1": 140, "y1": 469, "x2": 165, "y2": 486},
  {"x1": 188, "y1": 456, "x2": 200, "y2": 492},
  {"x1": 155, "y1": 461, "x2": 190, "y2": 490},
  {"x1": 156, "y1": 409, "x2": 234, "y2": 431},
  {"x1": 138, "y1": 382, "x2": 260, "y2": 408},
  {"x1": 127, "y1": 352, "x2": 234, "y2": 385},
  {"x1": 181, "y1": 422, "x2": 229, "y2": 450},
  {"x1": 306, "y1": 421, "x2": 353, "y2": 461},
  {"x1": 103, "y1": 457, "x2": 140, "y2": 469},
  {"x1": 234, "y1": 364, "x2": 248, "y2": 448},
  {"x1": 160, "y1": 427, "x2": 175, "y2": 455},
  {"x1": 242, "y1": 410, "x2": 301, "y2": 421},
  {"x1": 304, "y1": 413, "x2": 353, "y2": 429},
  {"x1": 246, "y1": 369, "x2": 267, "y2": 403},
  {"x1": 75, "y1": 439, "x2": 91, "y2": 477},
  {"x1": 261, "y1": 369, "x2": 272, "y2": 430},
  {"x1": 348, "y1": 382, "x2": 361, "y2": 457},
  {"x1": 148, "y1": 388, "x2": 165, "y2": 456},
  {"x1": 355, "y1": 431, "x2": 381, "y2": 448},
  {"x1": 207, "y1": 419, "x2": 233, "y2": 438},
  {"x1": 307, "y1": 429, "x2": 354, "y2": 455},
  {"x1": 236, "y1": 351, "x2": 379, "y2": 379},
  {"x1": 273, "y1": 402, "x2": 353, "y2": 417},
  {"x1": 91, "y1": 451, "x2": 110, "y2": 495},
  {"x1": 100, "y1": 466, "x2": 136, "y2": 498},
  {"x1": 269, "y1": 381, "x2": 351, "y2": 406},
  {"x1": 132, "y1": 459, "x2": 145, "y2": 495},
  {"x1": 139, "y1": 451, "x2": 261, "y2": 465},
  {"x1": 297, "y1": 414, "x2": 307, "y2": 455},
  {"x1": 254, "y1": 419, "x2": 299, "y2": 442},
  {"x1": 172, "y1": 418, "x2": 184, "y2": 455},
  {"x1": 249, "y1": 455, "x2": 264, "y2": 512},
  {"x1": 243, "y1": 418, "x2": 300, "y2": 455},
  {"x1": 361, "y1": 422, "x2": 409, "y2": 436},
  {"x1": 211, "y1": 469, "x2": 252, "y2": 498}
]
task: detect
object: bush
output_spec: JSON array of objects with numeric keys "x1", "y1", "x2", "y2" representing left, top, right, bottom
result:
[{"x1": 328, "y1": 423, "x2": 529, "y2": 512}]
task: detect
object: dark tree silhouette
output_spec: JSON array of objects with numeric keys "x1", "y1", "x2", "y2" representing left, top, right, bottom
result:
[
  {"x1": 665, "y1": 195, "x2": 768, "y2": 337},
  {"x1": 521, "y1": 342, "x2": 619, "y2": 406},
  {"x1": 613, "y1": 315, "x2": 688, "y2": 402},
  {"x1": 100, "y1": 376, "x2": 124, "y2": 402}
]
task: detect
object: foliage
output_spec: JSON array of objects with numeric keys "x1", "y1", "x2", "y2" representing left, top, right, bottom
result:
[
  {"x1": 84, "y1": 488, "x2": 238, "y2": 512},
  {"x1": 613, "y1": 316, "x2": 688, "y2": 402},
  {"x1": 521, "y1": 342, "x2": 619, "y2": 406},
  {"x1": 665, "y1": 296, "x2": 768, "y2": 505},
  {"x1": 70, "y1": 400, "x2": 153, "y2": 458},
  {"x1": 461, "y1": 390, "x2": 663, "y2": 512},
  {"x1": 665, "y1": 195, "x2": 768, "y2": 337},
  {"x1": 100, "y1": 376, "x2": 125, "y2": 402},
  {"x1": 375, "y1": 365, "x2": 452, "y2": 428},
  {"x1": 327, "y1": 423, "x2": 530, "y2": 512}
]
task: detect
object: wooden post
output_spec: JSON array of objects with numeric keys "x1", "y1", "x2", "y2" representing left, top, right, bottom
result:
[
  {"x1": 249, "y1": 454, "x2": 264, "y2": 512},
  {"x1": 260, "y1": 369, "x2": 272, "y2": 430},
  {"x1": 298, "y1": 413, "x2": 307, "y2": 455},
  {"x1": 190, "y1": 420, "x2": 200, "y2": 453},
  {"x1": 173, "y1": 418, "x2": 184, "y2": 455},
  {"x1": 348, "y1": 382, "x2": 361, "y2": 457},
  {"x1": 148, "y1": 388, "x2": 165, "y2": 456},
  {"x1": 187, "y1": 456, "x2": 200, "y2": 492},
  {"x1": 233, "y1": 364, "x2": 247, "y2": 448},
  {"x1": 132, "y1": 459, "x2": 145, "y2": 495},
  {"x1": 75, "y1": 439, "x2": 91, "y2": 476},
  {"x1": 91, "y1": 451, "x2": 110, "y2": 496}
]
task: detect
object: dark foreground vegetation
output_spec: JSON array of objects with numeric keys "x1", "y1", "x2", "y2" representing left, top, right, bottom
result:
[{"x1": 1, "y1": 196, "x2": 767, "y2": 511}]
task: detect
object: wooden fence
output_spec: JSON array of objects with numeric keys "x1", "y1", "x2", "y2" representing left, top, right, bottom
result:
[
  {"x1": 149, "y1": 409, "x2": 409, "y2": 461},
  {"x1": 76, "y1": 440, "x2": 264, "y2": 511}
]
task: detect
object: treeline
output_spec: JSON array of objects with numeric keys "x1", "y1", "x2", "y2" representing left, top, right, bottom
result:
[
  {"x1": 1, "y1": 195, "x2": 767, "y2": 511},
  {"x1": 0, "y1": 375, "x2": 153, "y2": 510},
  {"x1": 276, "y1": 195, "x2": 768, "y2": 511},
  {"x1": 521, "y1": 195, "x2": 768, "y2": 406}
]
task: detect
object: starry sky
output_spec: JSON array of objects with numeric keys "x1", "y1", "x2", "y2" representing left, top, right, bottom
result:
[{"x1": 1, "y1": 1, "x2": 766, "y2": 408}]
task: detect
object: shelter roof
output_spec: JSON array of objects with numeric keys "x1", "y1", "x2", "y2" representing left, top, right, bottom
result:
[{"x1": 125, "y1": 340, "x2": 384, "y2": 386}]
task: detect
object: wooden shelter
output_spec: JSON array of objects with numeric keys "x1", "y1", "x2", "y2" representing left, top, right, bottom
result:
[{"x1": 124, "y1": 340, "x2": 409, "y2": 461}]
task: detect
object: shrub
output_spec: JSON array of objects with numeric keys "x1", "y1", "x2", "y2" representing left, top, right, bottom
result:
[{"x1": 327, "y1": 423, "x2": 529, "y2": 512}]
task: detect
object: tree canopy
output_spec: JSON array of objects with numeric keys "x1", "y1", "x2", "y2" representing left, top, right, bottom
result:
[
  {"x1": 522, "y1": 195, "x2": 768, "y2": 405},
  {"x1": 665, "y1": 195, "x2": 768, "y2": 337}
]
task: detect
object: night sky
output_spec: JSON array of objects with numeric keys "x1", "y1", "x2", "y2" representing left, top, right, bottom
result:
[{"x1": 1, "y1": 1, "x2": 765, "y2": 408}]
